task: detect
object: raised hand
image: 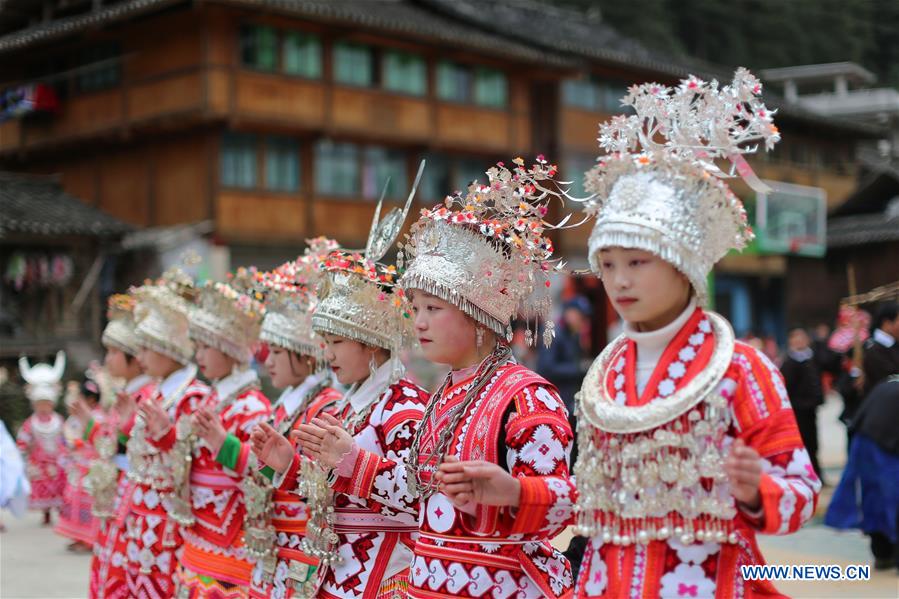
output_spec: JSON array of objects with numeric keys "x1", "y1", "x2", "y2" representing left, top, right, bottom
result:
[
  {"x1": 114, "y1": 390, "x2": 137, "y2": 423},
  {"x1": 250, "y1": 421, "x2": 295, "y2": 473},
  {"x1": 192, "y1": 408, "x2": 228, "y2": 454},
  {"x1": 69, "y1": 396, "x2": 92, "y2": 427},
  {"x1": 435, "y1": 456, "x2": 521, "y2": 509},
  {"x1": 292, "y1": 413, "x2": 354, "y2": 469},
  {"x1": 725, "y1": 438, "x2": 763, "y2": 511},
  {"x1": 138, "y1": 397, "x2": 172, "y2": 440}
]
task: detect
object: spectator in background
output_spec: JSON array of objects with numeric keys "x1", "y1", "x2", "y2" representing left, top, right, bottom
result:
[
  {"x1": 826, "y1": 375, "x2": 899, "y2": 572},
  {"x1": 537, "y1": 296, "x2": 592, "y2": 579},
  {"x1": 812, "y1": 322, "x2": 842, "y2": 392},
  {"x1": 863, "y1": 302, "x2": 899, "y2": 397},
  {"x1": 781, "y1": 326, "x2": 825, "y2": 481},
  {"x1": 537, "y1": 295, "x2": 592, "y2": 421}
]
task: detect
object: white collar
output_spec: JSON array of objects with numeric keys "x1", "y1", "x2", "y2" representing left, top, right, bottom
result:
[
  {"x1": 214, "y1": 366, "x2": 259, "y2": 400},
  {"x1": 346, "y1": 359, "x2": 394, "y2": 414},
  {"x1": 159, "y1": 364, "x2": 198, "y2": 402},
  {"x1": 125, "y1": 373, "x2": 153, "y2": 394},
  {"x1": 873, "y1": 328, "x2": 896, "y2": 348},
  {"x1": 280, "y1": 370, "x2": 329, "y2": 417},
  {"x1": 624, "y1": 297, "x2": 698, "y2": 355}
]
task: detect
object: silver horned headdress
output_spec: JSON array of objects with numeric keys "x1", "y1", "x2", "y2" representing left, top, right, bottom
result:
[
  {"x1": 311, "y1": 161, "x2": 425, "y2": 360},
  {"x1": 257, "y1": 236, "x2": 339, "y2": 361},
  {"x1": 584, "y1": 68, "x2": 781, "y2": 303},
  {"x1": 400, "y1": 156, "x2": 574, "y2": 347},
  {"x1": 19, "y1": 351, "x2": 66, "y2": 404}
]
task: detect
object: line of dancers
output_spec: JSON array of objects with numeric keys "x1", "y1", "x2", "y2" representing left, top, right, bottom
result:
[{"x1": 10, "y1": 68, "x2": 822, "y2": 598}]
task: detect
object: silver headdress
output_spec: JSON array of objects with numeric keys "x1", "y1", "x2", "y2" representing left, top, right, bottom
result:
[
  {"x1": 257, "y1": 236, "x2": 338, "y2": 361},
  {"x1": 133, "y1": 268, "x2": 196, "y2": 365},
  {"x1": 189, "y1": 267, "x2": 265, "y2": 364},
  {"x1": 399, "y1": 156, "x2": 571, "y2": 347},
  {"x1": 311, "y1": 162, "x2": 424, "y2": 359},
  {"x1": 19, "y1": 351, "x2": 66, "y2": 404},
  {"x1": 583, "y1": 68, "x2": 780, "y2": 303},
  {"x1": 101, "y1": 293, "x2": 142, "y2": 357}
]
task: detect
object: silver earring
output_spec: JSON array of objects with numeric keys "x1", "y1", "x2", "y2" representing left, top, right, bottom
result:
[
  {"x1": 476, "y1": 327, "x2": 485, "y2": 348},
  {"x1": 369, "y1": 354, "x2": 378, "y2": 379}
]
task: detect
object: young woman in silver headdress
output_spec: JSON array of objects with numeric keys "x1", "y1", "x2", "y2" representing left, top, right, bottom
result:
[{"x1": 438, "y1": 69, "x2": 822, "y2": 598}]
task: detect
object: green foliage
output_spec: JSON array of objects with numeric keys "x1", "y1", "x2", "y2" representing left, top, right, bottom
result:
[{"x1": 550, "y1": 0, "x2": 899, "y2": 88}]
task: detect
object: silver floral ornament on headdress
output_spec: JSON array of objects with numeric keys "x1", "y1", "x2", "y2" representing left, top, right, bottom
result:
[
  {"x1": 256, "y1": 236, "x2": 338, "y2": 362},
  {"x1": 583, "y1": 68, "x2": 780, "y2": 304},
  {"x1": 399, "y1": 155, "x2": 582, "y2": 347}
]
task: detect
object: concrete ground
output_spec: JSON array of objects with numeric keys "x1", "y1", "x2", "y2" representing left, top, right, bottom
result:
[{"x1": 1, "y1": 395, "x2": 897, "y2": 598}]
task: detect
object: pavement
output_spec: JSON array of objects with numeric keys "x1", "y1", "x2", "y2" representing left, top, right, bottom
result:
[{"x1": 1, "y1": 395, "x2": 897, "y2": 598}]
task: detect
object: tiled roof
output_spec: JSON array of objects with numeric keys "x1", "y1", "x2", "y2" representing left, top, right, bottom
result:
[
  {"x1": 0, "y1": 0, "x2": 570, "y2": 65},
  {"x1": 827, "y1": 212, "x2": 899, "y2": 248},
  {"x1": 0, "y1": 171, "x2": 133, "y2": 237}
]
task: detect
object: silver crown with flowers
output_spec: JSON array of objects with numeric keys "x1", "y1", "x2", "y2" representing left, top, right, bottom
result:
[
  {"x1": 132, "y1": 268, "x2": 197, "y2": 365},
  {"x1": 583, "y1": 68, "x2": 780, "y2": 304},
  {"x1": 258, "y1": 237, "x2": 338, "y2": 361},
  {"x1": 312, "y1": 162, "x2": 425, "y2": 359},
  {"x1": 400, "y1": 156, "x2": 575, "y2": 347},
  {"x1": 101, "y1": 293, "x2": 142, "y2": 357},
  {"x1": 189, "y1": 268, "x2": 265, "y2": 364},
  {"x1": 18, "y1": 351, "x2": 66, "y2": 404}
]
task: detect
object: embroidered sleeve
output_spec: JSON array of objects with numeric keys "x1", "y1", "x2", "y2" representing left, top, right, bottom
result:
[
  {"x1": 465, "y1": 383, "x2": 576, "y2": 536},
  {"x1": 730, "y1": 344, "x2": 821, "y2": 535},
  {"x1": 331, "y1": 384, "x2": 426, "y2": 517},
  {"x1": 216, "y1": 391, "x2": 271, "y2": 479}
]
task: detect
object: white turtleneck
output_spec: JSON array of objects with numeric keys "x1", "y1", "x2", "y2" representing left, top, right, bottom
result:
[{"x1": 623, "y1": 297, "x2": 698, "y2": 396}]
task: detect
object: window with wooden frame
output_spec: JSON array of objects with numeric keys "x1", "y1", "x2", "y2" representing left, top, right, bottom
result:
[
  {"x1": 264, "y1": 136, "x2": 300, "y2": 192},
  {"x1": 76, "y1": 43, "x2": 121, "y2": 93},
  {"x1": 333, "y1": 42, "x2": 375, "y2": 87},
  {"x1": 437, "y1": 61, "x2": 507, "y2": 108},
  {"x1": 381, "y1": 49, "x2": 427, "y2": 96},
  {"x1": 221, "y1": 132, "x2": 258, "y2": 189},
  {"x1": 315, "y1": 139, "x2": 361, "y2": 196},
  {"x1": 240, "y1": 24, "x2": 322, "y2": 79}
]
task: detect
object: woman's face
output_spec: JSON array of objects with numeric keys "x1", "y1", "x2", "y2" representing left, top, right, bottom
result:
[
  {"x1": 138, "y1": 347, "x2": 181, "y2": 378},
  {"x1": 322, "y1": 334, "x2": 377, "y2": 386},
  {"x1": 596, "y1": 247, "x2": 692, "y2": 331},
  {"x1": 194, "y1": 342, "x2": 237, "y2": 380},
  {"x1": 411, "y1": 291, "x2": 481, "y2": 368},
  {"x1": 104, "y1": 346, "x2": 131, "y2": 379},
  {"x1": 264, "y1": 344, "x2": 310, "y2": 389}
]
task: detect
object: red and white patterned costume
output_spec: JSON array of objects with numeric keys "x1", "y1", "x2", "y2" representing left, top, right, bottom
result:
[
  {"x1": 248, "y1": 372, "x2": 342, "y2": 599},
  {"x1": 408, "y1": 357, "x2": 575, "y2": 598},
  {"x1": 56, "y1": 408, "x2": 103, "y2": 545},
  {"x1": 516, "y1": 306, "x2": 821, "y2": 598},
  {"x1": 151, "y1": 367, "x2": 271, "y2": 598},
  {"x1": 124, "y1": 364, "x2": 209, "y2": 599},
  {"x1": 87, "y1": 373, "x2": 155, "y2": 599},
  {"x1": 277, "y1": 366, "x2": 428, "y2": 599},
  {"x1": 16, "y1": 412, "x2": 66, "y2": 510}
]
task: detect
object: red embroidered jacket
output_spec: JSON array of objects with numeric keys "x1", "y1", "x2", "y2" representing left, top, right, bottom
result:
[
  {"x1": 124, "y1": 365, "x2": 208, "y2": 597},
  {"x1": 515, "y1": 308, "x2": 821, "y2": 598},
  {"x1": 409, "y1": 362, "x2": 575, "y2": 598},
  {"x1": 248, "y1": 380, "x2": 342, "y2": 599},
  {"x1": 278, "y1": 376, "x2": 428, "y2": 599},
  {"x1": 152, "y1": 368, "x2": 271, "y2": 586}
]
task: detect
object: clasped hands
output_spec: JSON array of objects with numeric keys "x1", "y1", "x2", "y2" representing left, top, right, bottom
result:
[{"x1": 249, "y1": 413, "x2": 355, "y2": 475}]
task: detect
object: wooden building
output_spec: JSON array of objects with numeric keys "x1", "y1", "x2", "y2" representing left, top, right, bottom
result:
[{"x1": 0, "y1": 0, "x2": 878, "y2": 348}]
